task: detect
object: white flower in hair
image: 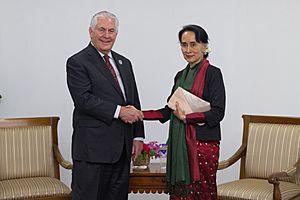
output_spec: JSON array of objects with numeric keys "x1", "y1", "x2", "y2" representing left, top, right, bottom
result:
[{"x1": 204, "y1": 46, "x2": 211, "y2": 54}]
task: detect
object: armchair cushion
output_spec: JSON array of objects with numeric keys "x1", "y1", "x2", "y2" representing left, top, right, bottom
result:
[
  {"x1": 218, "y1": 178, "x2": 300, "y2": 200},
  {"x1": 0, "y1": 126, "x2": 54, "y2": 181},
  {"x1": 0, "y1": 177, "x2": 71, "y2": 200},
  {"x1": 245, "y1": 123, "x2": 300, "y2": 181}
]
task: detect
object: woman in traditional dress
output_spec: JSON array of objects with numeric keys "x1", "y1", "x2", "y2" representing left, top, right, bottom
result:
[{"x1": 143, "y1": 25, "x2": 226, "y2": 200}]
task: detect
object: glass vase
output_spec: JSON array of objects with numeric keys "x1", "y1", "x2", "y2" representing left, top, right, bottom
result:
[{"x1": 132, "y1": 154, "x2": 150, "y2": 170}]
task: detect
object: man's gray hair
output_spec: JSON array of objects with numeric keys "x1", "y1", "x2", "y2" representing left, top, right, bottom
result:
[{"x1": 90, "y1": 11, "x2": 119, "y2": 30}]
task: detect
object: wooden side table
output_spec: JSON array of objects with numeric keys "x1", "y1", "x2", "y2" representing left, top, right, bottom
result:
[{"x1": 129, "y1": 163, "x2": 166, "y2": 193}]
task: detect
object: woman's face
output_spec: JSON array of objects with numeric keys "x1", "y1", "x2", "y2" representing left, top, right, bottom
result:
[{"x1": 180, "y1": 31, "x2": 207, "y2": 66}]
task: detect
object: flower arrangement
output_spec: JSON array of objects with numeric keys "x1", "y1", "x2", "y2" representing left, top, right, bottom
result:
[
  {"x1": 139, "y1": 141, "x2": 161, "y2": 160},
  {"x1": 133, "y1": 141, "x2": 167, "y2": 168}
]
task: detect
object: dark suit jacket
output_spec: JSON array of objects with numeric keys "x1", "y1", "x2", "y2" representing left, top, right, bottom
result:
[{"x1": 67, "y1": 43, "x2": 144, "y2": 163}]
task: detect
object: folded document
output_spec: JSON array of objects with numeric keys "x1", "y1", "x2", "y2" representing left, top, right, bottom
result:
[{"x1": 167, "y1": 87, "x2": 211, "y2": 114}]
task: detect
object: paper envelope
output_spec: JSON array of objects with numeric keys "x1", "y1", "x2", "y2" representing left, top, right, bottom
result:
[{"x1": 167, "y1": 87, "x2": 211, "y2": 114}]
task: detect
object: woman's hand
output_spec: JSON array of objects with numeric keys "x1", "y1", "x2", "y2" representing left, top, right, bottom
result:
[{"x1": 173, "y1": 101, "x2": 186, "y2": 123}]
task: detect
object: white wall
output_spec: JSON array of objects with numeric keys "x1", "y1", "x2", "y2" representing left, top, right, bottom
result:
[{"x1": 1, "y1": 0, "x2": 300, "y2": 199}]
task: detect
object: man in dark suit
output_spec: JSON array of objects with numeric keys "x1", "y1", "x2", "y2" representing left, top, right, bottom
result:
[{"x1": 66, "y1": 10, "x2": 144, "y2": 200}]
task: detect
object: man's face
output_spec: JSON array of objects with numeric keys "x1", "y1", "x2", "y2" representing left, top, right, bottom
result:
[
  {"x1": 89, "y1": 17, "x2": 118, "y2": 54},
  {"x1": 180, "y1": 31, "x2": 206, "y2": 66}
]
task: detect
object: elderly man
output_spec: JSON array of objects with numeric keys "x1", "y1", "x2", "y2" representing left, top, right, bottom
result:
[{"x1": 67, "y1": 11, "x2": 144, "y2": 200}]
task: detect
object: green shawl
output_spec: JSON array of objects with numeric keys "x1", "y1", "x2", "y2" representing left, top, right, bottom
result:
[{"x1": 166, "y1": 61, "x2": 202, "y2": 196}]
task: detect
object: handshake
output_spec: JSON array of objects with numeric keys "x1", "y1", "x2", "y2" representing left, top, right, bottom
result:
[{"x1": 119, "y1": 105, "x2": 143, "y2": 124}]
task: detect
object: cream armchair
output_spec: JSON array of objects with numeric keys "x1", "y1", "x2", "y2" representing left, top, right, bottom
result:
[
  {"x1": 0, "y1": 117, "x2": 72, "y2": 200},
  {"x1": 218, "y1": 115, "x2": 300, "y2": 200}
]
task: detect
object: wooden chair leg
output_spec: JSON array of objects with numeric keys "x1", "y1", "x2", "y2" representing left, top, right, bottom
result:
[{"x1": 273, "y1": 182, "x2": 281, "y2": 200}]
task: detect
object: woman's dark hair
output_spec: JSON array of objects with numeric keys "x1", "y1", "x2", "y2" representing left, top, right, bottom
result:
[
  {"x1": 178, "y1": 24, "x2": 209, "y2": 43},
  {"x1": 178, "y1": 25, "x2": 209, "y2": 57}
]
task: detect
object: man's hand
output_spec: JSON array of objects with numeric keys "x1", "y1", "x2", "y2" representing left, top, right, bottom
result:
[
  {"x1": 131, "y1": 140, "x2": 144, "y2": 161},
  {"x1": 173, "y1": 101, "x2": 186, "y2": 123},
  {"x1": 119, "y1": 105, "x2": 143, "y2": 124}
]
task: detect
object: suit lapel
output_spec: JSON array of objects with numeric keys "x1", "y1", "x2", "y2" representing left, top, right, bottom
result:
[{"x1": 87, "y1": 44, "x2": 124, "y2": 99}]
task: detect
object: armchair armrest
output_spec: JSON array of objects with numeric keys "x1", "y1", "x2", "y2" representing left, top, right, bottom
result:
[
  {"x1": 53, "y1": 144, "x2": 73, "y2": 170},
  {"x1": 218, "y1": 144, "x2": 247, "y2": 170},
  {"x1": 268, "y1": 158, "x2": 300, "y2": 184},
  {"x1": 268, "y1": 158, "x2": 300, "y2": 200}
]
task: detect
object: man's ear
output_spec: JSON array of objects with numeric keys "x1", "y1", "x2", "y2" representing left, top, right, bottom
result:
[{"x1": 89, "y1": 27, "x2": 93, "y2": 35}]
